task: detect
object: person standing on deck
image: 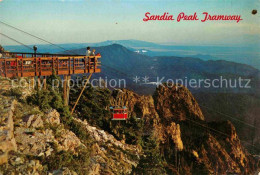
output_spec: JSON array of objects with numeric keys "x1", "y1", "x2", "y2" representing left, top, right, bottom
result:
[
  {"x1": 86, "y1": 47, "x2": 91, "y2": 56},
  {"x1": 83, "y1": 47, "x2": 91, "y2": 66},
  {"x1": 90, "y1": 49, "x2": 96, "y2": 69},
  {"x1": 0, "y1": 46, "x2": 4, "y2": 58},
  {"x1": 90, "y1": 49, "x2": 96, "y2": 56}
]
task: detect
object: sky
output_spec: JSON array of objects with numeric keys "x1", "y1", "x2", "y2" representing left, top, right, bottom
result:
[{"x1": 0, "y1": 0, "x2": 259, "y2": 46}]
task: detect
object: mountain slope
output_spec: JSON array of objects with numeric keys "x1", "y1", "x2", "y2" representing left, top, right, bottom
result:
[
  {"x1": 69, "y1": 44, "x2": 260, "y2": 94},
  {"x1": 0, "y1": 78, "x2": 141, "y2": 174},
  {"x1": 194, "y1": 92, "x2": 260, "y2": 154},
  {"x1": 69, "y1": 80, "x2": 259, "y2": 174},
  {"x1": 0, "y1": 77, "x2": 259, "y2": 174},
  {"x1": 67, "y1": 44, "x2": 260, "y2": 157}
]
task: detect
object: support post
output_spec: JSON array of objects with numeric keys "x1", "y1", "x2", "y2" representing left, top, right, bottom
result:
[
  {"x1": 73, "y1": 57, "x2": 75, "y2": 74},
  {"x1": 63, "y1": 75, "x2": 68, "y2": 106},
  {"x1": 30, "y1": 77, "x2": 35, "y2": 90},
  {"x1": 0, "y1": 60, "x2": 2, "y2": 77},
  {"x1": 39, "y1": 58, "x2": 42, "y2": 76},
  {"x1": 5, "y1": 59, "x2": 7, "y2": 77},
  {"x1": 84, "y1": 56, "x2": 87, "y2": 73},
  {"x1": 43, "y1": 76, "x2": 47, "y2": 90},
  {"x1": 16, "y1": 58, "x2": 18, "y2": 77},
  {"x1": 57, "y1": 57, "x2": 59, "y2": 75},
  {"x1": 35, "y1": 58, "x2": 37, "y2": 76},
  {"x1": 21, "y1": 58, "x2": 23, "y2": 77},
  {"x1": 69, "y1": 57, "x2": 71, "y2": 75},
  {"x1": 37, "y1": 76, "x2": 41, "y2": 89},
  {"x1": 52, "y1": 57, "x2": 54, "y2": 72},
  {"x1": 94, "y1": 56, "x2": 96, "y2": 72},
  {"x1": 88, "y1": 57, "x2": 90, "y2": 72},
  {"x1": 66, "y1": 75, "x2": 71, "y2": 106}
]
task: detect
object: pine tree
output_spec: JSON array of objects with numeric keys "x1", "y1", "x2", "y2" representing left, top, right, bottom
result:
[{"x1": 133, "y1": 135, "x2": 166, "y2": 175}]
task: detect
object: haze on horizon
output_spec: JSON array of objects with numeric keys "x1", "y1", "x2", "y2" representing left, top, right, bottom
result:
[{"x1": 0, "y1": 0, "x2": 259, "y2": 47}]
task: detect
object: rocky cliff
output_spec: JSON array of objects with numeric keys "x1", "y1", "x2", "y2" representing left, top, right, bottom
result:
[
  {"x1": 153, "y1": 84, "x2": 204, "y2": 121},
  {"x1": 0, "y1": 78, "x2": 141, "y2": 175},
  {"x1": 0, "y1": 78, "x2": 259, "y2": 174},
  {"x1": 110, "y1": 83, "x2": 259, "y2": 174}
]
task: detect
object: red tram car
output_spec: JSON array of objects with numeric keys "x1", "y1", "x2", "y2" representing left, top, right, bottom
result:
[{"x1": 110, "y1": 106, "x2": 128, "y2": 120}]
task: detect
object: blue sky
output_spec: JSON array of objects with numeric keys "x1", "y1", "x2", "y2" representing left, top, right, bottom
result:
[{"x1": 0, "y1": 0, "x2": 259, "y2": 46}]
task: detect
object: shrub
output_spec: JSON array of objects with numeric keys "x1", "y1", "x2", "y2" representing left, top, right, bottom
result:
[
  {"x1": 27, "y1": 89, "x2": 72, "y2": 125},
  {"x1": 43, "y1": 146, "x2": 91, "y2": 175},
  {"x1": 3, "y1": 87, "x2": 23, "y2": 101},
  {"x1": 70, "y1": 84, "x2": 145, "y2": 145}
]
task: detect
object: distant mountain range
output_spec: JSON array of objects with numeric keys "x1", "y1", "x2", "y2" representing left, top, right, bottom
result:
[
  {"x1": 4, "y1": 39, "x2": 260, "y2": 70},
  {"x1": 67, "y1": 44, "x2": 260, "y2": 95},
  {"x1": 3, "y1": 42, "x2": 260, "y2": 94}
]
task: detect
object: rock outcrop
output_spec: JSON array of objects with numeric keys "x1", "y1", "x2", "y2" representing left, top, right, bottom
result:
[
  {"x1": 153, "y1": 84, "x2": 204, "y2": 121},
  {"x1": 23, "y1": 114, "x2": 44, "y2": 128},
  {"x1": 166, "y1": 122, "x2": 183, "y2": 151},
  {"x1": 45, "y1": 109, "x2": 61, "y2": 125},
  {"x1": 15, "y1": 127, "x2": 55, "y2": 157},
  {"x1": 0, "y1": 77, "x2": 258, "y2": 174},
  {"x1": 110, "y1": 88, "x2": 160, "y2": 136},
  {"x1": 110, "y1": 84, "x2": 258, "y2": 174},
  {"x1": 55, "y1": 129, "x2": 82, "y2": 153},
  {"x1": 0, "y1": 97, "x2": 17, "y2": 165},
  {"x1": 73, "y1": 118, "x2": 141, "y2": 174},
  {"x1": 0, "y1": 81, "x2": 141, "y2": 174},
  {"x1": 110, "y1": 89, "x2": 159, "y2": 119}
]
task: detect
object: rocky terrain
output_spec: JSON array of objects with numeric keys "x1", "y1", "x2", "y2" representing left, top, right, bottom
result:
[
  {"x1": 194, "y1": 92, "x2": 260, "y2": 155},
  {"x1": 110, "y1": 83, "x2": 259, "y2": 174},
  {"x1": 0, "y1": 77, "x2": 259, "y2": 174},
  {"x1": 0, "y1": 78, "x2": 140, "y2": 174}
]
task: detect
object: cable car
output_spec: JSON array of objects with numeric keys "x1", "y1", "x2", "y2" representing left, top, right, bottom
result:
[{"x1": 110, "y1": 106, "x2": 128, "y2": 120}]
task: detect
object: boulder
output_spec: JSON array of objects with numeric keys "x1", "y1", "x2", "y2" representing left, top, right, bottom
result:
[
  {"x1": 0, "y1": 152, "x2": 8, "y2": 165},
  {"x1": 0, "y1": 99, "x2": 17, "y2": 165},
  {"x1": 28, "y1": 160, "x2": 44, "y2": 174},
  {"x1": 15, "y1": 128, "x2": 54, "y2": 157},
  {"x1": 45, "y1": 109, "x2": 60, "y2": 125},
  {"x1": 88, "y1": 163, "x2": 100, "y2": 175},
  {"x1": 56, "y1": 130, "x2": 81, "y2": 152},
  {"x1": 23, "y1": 115, "x2": 43, "y2": 128}
]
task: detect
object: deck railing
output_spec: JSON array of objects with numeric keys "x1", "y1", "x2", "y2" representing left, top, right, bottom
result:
[{"x1": 0, "y1": 52, "x2": 101, "y2": 78}]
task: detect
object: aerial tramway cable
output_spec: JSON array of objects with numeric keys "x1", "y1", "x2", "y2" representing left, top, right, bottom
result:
[
  {"x1": 0, "y1": 32, "x2": 34, "y2": 51},
  {"x1": 0, "y1": 21, "x2": 74, "y2": 55},
  {"x1": 71, "y1": 73, "x2": 93, "y2": 115},
  {"x1": 184, "y1": 117, "x2": 260, "y2": 152},
  {"x1": 1, "y1": 21, "x2": 259, "y2": 149},
  {"x1": 0, "y1": 21, "x2": 149, "y2": 79},
  {"x1": 199, "y1": 104, "x2": 256, "y2": 128}
]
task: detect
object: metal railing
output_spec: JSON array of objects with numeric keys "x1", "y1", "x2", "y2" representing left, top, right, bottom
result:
[{"x1": 0, "y1": 52, "x2": 101, "y2": 78}]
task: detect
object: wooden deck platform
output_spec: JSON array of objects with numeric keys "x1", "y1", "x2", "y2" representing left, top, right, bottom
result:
[{"x1": 0, "y1": 52, "x2": 101, "y2": 78}]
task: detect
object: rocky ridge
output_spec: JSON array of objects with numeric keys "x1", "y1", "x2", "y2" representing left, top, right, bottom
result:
[
  {"x1": 0, "y1": 96, "x2": 17, "y2": 165},
  {"x1": 73, "y1": 118, "x2": 141, "y2": 175},
  {"x1": 110, "y1": 84, "x2": 259, "y2": 174},
  {"x1": 0, "y1": 77, "x2": 259, "y2": 174},
  {"x1": 0, "y1": 78, "x2": 141, "y2": 175}
]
